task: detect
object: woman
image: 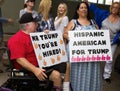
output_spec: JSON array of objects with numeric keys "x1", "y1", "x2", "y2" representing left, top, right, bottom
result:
[
  {"x1": 101, "y1": 2, "x2": 120, "y2": 83},
  {"x1": 54, "y1": 2, "x2": 69, "y2": 34},
  {"x1": 63, "y1": 2, "x2": 102, "y2": 91},
  {"x1": 54, "y1": 2, "x2": 69, "y2": 58},
  {"x1": 19, "y1": 0, "x2": 38, "y2": 18},
  {"x1": 37, "y1": 0, "x2": 55, "y2": 32},
  {"x1": 37, "y1": 0, "x2": 70, "y2": 91}
]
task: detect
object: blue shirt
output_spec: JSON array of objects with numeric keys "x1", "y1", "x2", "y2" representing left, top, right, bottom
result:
[
  {"x1": 0, "y1": 7, "x2": 9, "y2": 36},
  {"x1": 89, "y1": 3, "x2": 110, "y2": 28},
  {"x1": 37, "y1": 14, "x2": 55, "y2": 32}
]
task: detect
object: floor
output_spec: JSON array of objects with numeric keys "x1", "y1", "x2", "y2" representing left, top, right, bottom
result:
[
  {"x1": 0, "y1": 59, "x2": 120, "y2": 91},
  {"x1": 102, "y1": 62, "x2": 120, "y2": 91},
  {"x1": 0, "y1": 61, "x2": 10, "y2": 87}
]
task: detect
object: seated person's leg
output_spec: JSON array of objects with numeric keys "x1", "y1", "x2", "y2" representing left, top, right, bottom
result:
[
  {"x1": 48, "y1": 62, "x2": 70, "y2": 91},
  {"x1": 49, "y1": 70, "x2": 62, "y2": 91}
]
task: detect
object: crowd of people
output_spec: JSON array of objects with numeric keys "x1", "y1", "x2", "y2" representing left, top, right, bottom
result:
[{"x1": 0, "y1": 0, "x2": 120, "y2": 91}]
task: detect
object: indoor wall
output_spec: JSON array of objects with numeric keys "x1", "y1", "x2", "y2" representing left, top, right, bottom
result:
[{"x1": 1, "y1": 0, "x2": 110, "y2": 34}]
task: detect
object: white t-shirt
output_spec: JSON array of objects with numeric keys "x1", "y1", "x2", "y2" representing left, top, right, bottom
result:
[{"x1": 54, "y1": 16, "x2": 69, "y2": 33}]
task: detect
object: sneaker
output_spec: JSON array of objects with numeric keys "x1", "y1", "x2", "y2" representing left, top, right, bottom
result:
[{"x1": 104, "y1": 78, "x2": 111, "y2": 84}]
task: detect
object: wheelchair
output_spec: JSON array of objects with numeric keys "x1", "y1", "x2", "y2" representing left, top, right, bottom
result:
[{"x1": 0, "y1": 47, "x2": 54, "y2": 91}]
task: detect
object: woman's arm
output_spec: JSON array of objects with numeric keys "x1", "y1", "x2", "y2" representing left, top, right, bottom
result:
[
  {"x1": 0, "y1": 17, "x2": 9, "y2": 22},
  {"x1": 63, "y1": 20, "x2": 74, "y2": 40},
  {"x1": 89, "y1": 3, "x2": 110, "y2": 28}
]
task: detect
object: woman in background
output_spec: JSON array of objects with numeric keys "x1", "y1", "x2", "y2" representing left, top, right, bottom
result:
[
  {"x1": 37, "y1": 0, "x2": 70, "y2": 91},
  {"x1": 37, "y1": 0, "x2": 55, "y2": 32},
  {"x1": 19, "y1": 0, "x2": 38, "y2": 18},
  {"x1": 63, "y1": 2, "x2": 102, "y2": 91},
  {"x1": 54, "y1": 2, "x2": 69, "y2": 34},
  {"x1": 54, "y1": 2, "x2": 69, "y2": 58},
  {"x1": 101, "y1": 2, "x2": 120, "y2": 83}
]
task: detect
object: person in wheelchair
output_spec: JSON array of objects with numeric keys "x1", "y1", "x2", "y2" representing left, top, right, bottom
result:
[{"x1": 8, "y1": 13, "x2": 70, "y2": 91}]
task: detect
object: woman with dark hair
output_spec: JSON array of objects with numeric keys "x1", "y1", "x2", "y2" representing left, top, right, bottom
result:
[
  {"x1": 63, "y1": 2, "x2": 102, "y2": 91},
  {"x1": 73, "y1": 2, "x2": 90, "y2": 20},
  {"x1": 19, "y1": 0, "x2": 38, "y2": 18}
]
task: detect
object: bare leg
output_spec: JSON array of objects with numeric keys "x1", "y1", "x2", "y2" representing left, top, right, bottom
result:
[
  {"x1": 49, "y1": 70, "x2": 62, "y2": 91},
  {"x1": 64, "y1": 62, "x2": 70, "y2": 82},
  {"x1": 63, "y1": 62, "x2": 70, "y2": 91}
]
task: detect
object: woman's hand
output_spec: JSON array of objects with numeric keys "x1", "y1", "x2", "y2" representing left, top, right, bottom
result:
[
  {"x1": 43, "y1": 30, "x2": 50, "y2": 34},
  {"x1": 83, "y1": 0, "x2": 90, "y2": 6}
]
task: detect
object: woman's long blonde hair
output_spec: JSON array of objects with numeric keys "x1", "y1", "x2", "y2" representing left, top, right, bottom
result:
[
  {"x1": 56, "y1": 3, "x2": 68, "y2": 26},
  {"x1": 57, "y1": 3, "x2": 68, "y2": 18},
  {"x1": 38, "y1": 0, "x2": 52, "y2": 20}
]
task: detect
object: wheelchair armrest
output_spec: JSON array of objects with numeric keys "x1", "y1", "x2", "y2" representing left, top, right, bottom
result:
[{"x1": 10, "y1": 69, "x2": 37, "y2": 80}]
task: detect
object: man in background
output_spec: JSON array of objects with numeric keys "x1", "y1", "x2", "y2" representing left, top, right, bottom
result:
[{"x1": 0, "y1": 0, "x2": 13, "y2": 73}]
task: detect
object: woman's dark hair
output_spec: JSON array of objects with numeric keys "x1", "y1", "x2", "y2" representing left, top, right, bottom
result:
[
  {"x1": 24, "y1": 4, "x2": 27, "y2": 8},
  {"x1": 73, "y1": 1, "x2": 90, "y2": 20},
  {"x1": 24, "y1": 0, "x2": 36, "y2": 8}
]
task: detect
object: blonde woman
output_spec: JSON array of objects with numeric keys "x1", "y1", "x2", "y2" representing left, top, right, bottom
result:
[
  {"x1": 54, "y1": 3, "x2": 69, "y2": 34},
  {"x1": 37, "y1": 0, "x2": 70, "y2": 91},
  {"x1": 101, "y1": 2, "x2": 120, "y2": 83},
  {"x1": 37, "y1": 0, "x2": 55, "y2": 33}
]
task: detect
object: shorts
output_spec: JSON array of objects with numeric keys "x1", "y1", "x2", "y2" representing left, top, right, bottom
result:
[{"x1": 43, "y1": 62, "x2": 67, "y2": 76}]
